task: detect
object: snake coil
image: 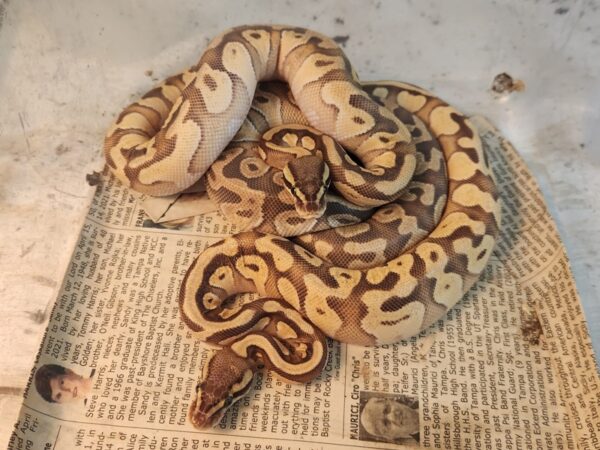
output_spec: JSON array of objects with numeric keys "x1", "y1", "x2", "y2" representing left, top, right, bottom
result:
[{"x1": 104, "y1": 25, "x2": 501, "y2": 429}]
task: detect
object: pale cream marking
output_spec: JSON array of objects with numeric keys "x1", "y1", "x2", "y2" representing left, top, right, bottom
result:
[
  {"x1": 452, "y1": 183, "x2": 501, "y2": 223},
  {"x1": 371, "y1": 151, "x2": 397, "y2": 169},
  {"x1": 332, "y1": 181, "x2": 384, "y2": 207},
  {"x1": 355, "y1": 131, "x2": 402, "y2": 155},
  {"x1": 276, "y1": 278, "x2": 302, "y2": 311},
  {"x1": 240, "y1": 156, "x2": 270, "y2": 178},
  {"x1": 282, "y1": 165, "x2": 294, "y2": 184},
  {"x1": 276, "y1": 321, "x2": 298, "y2": 340},
  {"x1": 290, "y1": 53, "x2": 347, "y2": 87},
  {"x1": 301, "y1": 136, "x2": 316, "y2": 150},
  {"x1": 136, "y1": 100, "x2": 201, "y2": 187},
  {"x1": 429, "y1": 106, "x2": 461, "y2": 136},
  {"x1": 180, "y1": 70, "x2": 196, "y2": 86},
  {"x1": 457, "y1": 134, "x2": 490, "y2": 176},
  {"x1": 273, "y1": 210, "x2": 318, "y2": 237},
  {"x1": 432, "y1": 272, "x2": 464, "y2": 307},
  {"x1": 194, "y1": 64, "x2": 234, "y2": 114},
  {"x1": 263, "y1": 142, "x2": 311, "y2": 167},
  {"x1": 401, "y1": 191, "x2": 418, "y2": 202},
  {"x1": 108, "y1": 111, "x2": 154, "y2": 136},
  {"x1": 447, "y1": 151, "x2": 480, "y2": 181},
  {"x1": 263, "y1": 300, "x2": 316, "y2": 334},
  {"x1": 231, "y1": 336, "x2": 325, "y2": 376},
  {"x1": 272, "y1": 338, "x2": 291, "y2": 356},
  {"x1": 137, "y1": 94, "x2": 174, "y2": 120},
  {"x1": 202, "y1": 292, "x2": 221, "y2": 310},
  {"x1": 407, "y1": 181, "x2": 436, "y2": 205},
  {"x1": 313, "y1": 240, "x2": 334, "y2": 258},
  {"x1": 371, "y1": 204, "x2": 405, "y2": 223},
  {"x1": 386, "y1": 253, "x2": 417, "y2": 275},
  {"x1": 414, "y1": 242, "x2": 449, "y2": 267},
  {"x1": 371, "y1": 87, "x2": 389, "y2": 101},
  {"x1": 301, "y1": 272, "x2": 351, "y2": 336},
  {"x1": 334, "y1": 222, "x2": 370, "y2": 238},
  {"x1": 394, "y1": 81, "x2": 433, "y2": 96},
  {"x1": 365, "y1": 266, "x2": 391, "y2": 285},
  {"x1": 241, "y1": 29, "x2": 272, "y2": 77},
  {"x1": 235, "y1": 255, "x2": 269, "y2": 294},
  {"x1": 180, "y1": 241, "x2": 244, "y2": 332},
  {"x1": 395, "y1": 90, "x2": 427, "y2": 113},
  {"x1": 258, "y1": 146, "x2": 267, "y2": 160},
  {"x1": 321, "y1": 135, "x2": 343, "y2": 167},
  {"x1": 394, "y1": 215, "x2": 421, "y2": 239},
  {"x1": 295, "y1": 245, "x2": 324, "y2": 267},
  {"x1": 343, "y1": 238, "x2": 388, "y2": 256},
  {"x1": 185, "y1": 309, "x2": 259, "y2": 343},
  {"x1": 423, "y1": 147, "x2": 444, "y2": 174},
  {"x1": 282, "y1": 132, "x2": 299, "y2": 147},
  {"x1": 320, "y1": 81, "x2": 375, "y2": 139},
  {"x1": 372, "y1": 155, "x2": 417, "y2": 195},
  {"x1": 209, "y1": 266, "x2": 235, "y2": 289},
  {"x1": 221, "y1": 42, "x2": 257, "y2": 98},
  {"x1": 343, "y1": 153, "x2": 359, "y2": 167},
  {"x1": 278, "y1": 30, "x2": 313, "y2": 77},
  {"x1": 365, "y1": 301, "x2": 426, "y2": 343},
  {"x1": 255, "y1": 236, "x2": 295, "y2": 272},
  {"x1": 209, "y1": 151, "x2": 267, "y2": 231},
  {"x1": 230, "y1": 369, "x2": 255, "y2": 394},
  {"x1": 453, "y1": 234, "x2": 496, "y2": 274},
  {"x1": 346, "y1": 254, "x2": 389, "y2": 270},
  {"x1": 430, "y1": 212, "x2": 486, "y2": 239},
  {"x1": 433, "y1": 195, "x2": 447, "y2": 223},
  {"x1": 360, "y1": 289, "x2": 422, "y2": 343},
  {"x1": 252, "y1": 89, "x2": 284, "y2": 129},
  {"x1": 292, "y1": 342, "x2": 308, "y2": 359},
  {"x1": 322, "y1": 163, "x2": 330, "y2": 182},
  {"x1": 218, "y1": 317, "x2": 271, "y2": 345},
  {"x1": 342, "y1": 170, "x2": 367, "y2": 187}
]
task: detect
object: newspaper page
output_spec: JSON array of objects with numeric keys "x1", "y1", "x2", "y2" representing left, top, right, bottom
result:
[{"x1": 8, "y1": 116, "x2": 600, "y2": 449}]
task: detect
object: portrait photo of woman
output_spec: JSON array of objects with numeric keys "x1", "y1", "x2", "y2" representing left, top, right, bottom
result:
[{"x1": 34, "y1": 364, "x2": 95, "y2": 404}]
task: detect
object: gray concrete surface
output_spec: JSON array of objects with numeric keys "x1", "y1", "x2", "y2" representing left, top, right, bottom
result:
[{"x1": 1, "y1": 0, "x2": 599, "y2": 445}]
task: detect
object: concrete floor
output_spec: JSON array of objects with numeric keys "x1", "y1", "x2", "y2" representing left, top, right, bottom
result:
[{"x1": 1, "y1": 0, "x2": 599, "y2": 445}]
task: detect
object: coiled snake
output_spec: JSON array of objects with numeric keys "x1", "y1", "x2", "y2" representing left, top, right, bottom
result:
[{"x1": 104, "y1": 25, "x2": 501, "y2": 429}]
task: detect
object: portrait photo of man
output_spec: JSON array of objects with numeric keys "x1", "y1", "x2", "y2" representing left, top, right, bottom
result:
[{"x1": 358, "y1": 391, "x2": 420, "y2": 445}]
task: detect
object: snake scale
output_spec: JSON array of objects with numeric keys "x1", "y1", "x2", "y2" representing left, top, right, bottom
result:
[{"x1": 104, "y1": 25, "x2": 501, "y2": 429}]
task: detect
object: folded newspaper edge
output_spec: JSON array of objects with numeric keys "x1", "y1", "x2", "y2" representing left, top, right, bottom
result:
[{"x1": 8, "y1": 116, "x2": 600, "y2": 450}]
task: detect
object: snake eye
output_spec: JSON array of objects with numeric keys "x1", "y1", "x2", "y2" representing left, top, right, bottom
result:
[{"x1": 224, "y1": 394, "x2": 234, "y2": 407}]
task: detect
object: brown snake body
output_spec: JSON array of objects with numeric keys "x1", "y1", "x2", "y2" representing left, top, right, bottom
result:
[{"x1": 104, "y1": 25, "x2": 501, "y2": 429}]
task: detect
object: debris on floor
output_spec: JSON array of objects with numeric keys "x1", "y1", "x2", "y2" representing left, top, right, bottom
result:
[{"x1": 491, "y1": 72, "x2": 525, "y2": 94}]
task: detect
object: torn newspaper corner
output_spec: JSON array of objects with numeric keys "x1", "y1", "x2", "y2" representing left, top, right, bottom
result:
[{"x1": 8, "y1": 116, "x2": 600, "y2": 449}]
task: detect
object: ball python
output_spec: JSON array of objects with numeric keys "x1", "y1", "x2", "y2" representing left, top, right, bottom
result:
[
  {"x1": 104, "y1": 25, "x2": 416, "y2": 201},
  {"x1": 207, "y1": 81, "x2": 447, "y2": 266},
  {"x1": 103, "y1": 25, "x2": 501, "y2": 429}
]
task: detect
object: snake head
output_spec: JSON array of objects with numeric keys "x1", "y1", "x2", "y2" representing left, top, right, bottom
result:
[
  {"x1": 189, "y1": 348, "x2": 256, "y2": 429},
  {"x1": 282, "y1": 155, "x2": 331, "y2": 219}
]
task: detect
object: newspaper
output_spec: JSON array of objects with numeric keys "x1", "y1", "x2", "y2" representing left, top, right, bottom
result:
[{"x1": 8, "y1": 116, "x2": 600, "y2": 449}]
